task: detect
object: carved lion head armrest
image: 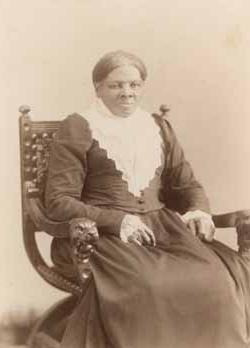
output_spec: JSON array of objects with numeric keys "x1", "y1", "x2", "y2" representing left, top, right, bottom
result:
[{"x1": 69, "y1": 218, "x2": 99, "y2": 285}]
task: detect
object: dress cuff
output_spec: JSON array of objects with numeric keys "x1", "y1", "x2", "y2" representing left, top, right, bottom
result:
[{"x1": 95, "y1": 209, "x2": 126, "y2": 236}]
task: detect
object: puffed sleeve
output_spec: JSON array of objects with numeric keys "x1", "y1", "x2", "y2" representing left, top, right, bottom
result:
[
  {"x1": 161, "y1": 120, "x2": 210, "y2": 214},
  {"x1": 45, "y1": 113, "x2": 125, "y2": 236}
]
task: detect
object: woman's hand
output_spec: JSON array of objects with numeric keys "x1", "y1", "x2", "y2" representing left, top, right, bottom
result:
[
  {"x1": 181, "y1": 210, "x2": 215, "y2": 242},
  {"x1": 120, "y1": 214, "x2": 156, "y2": 246}
]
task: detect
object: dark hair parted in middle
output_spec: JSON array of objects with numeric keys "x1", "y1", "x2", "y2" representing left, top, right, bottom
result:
[{"x1": 92, "y1": 50, "x2": 148, "y2": 83}]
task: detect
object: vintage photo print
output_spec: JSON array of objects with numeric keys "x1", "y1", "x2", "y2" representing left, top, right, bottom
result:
[{"x1": 1, "y1": 1, "x2": 250, "y2": 347}]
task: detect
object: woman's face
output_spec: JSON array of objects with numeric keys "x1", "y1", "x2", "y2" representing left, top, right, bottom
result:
[{"x1": 95, "y1": 65, "x2": 145, "y2": 117}]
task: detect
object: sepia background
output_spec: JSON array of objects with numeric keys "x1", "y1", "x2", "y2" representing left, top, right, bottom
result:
[{"x1": 1, "y1": 0, "x2": 250, "y2": 324}]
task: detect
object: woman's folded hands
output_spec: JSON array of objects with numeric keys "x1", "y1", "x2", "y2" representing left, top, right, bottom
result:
[{"x1": 120, "y1": 214, "x2": 156, "y2": 246}]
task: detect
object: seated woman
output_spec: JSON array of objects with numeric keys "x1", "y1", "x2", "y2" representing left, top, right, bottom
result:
[{"x1": 45, "y1": 50, "x2": 250, "y2": 348}]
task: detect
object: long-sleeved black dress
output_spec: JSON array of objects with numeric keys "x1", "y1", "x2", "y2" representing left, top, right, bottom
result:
[{"x1": 45, "y1": 113, "x2": 250, "y2": 348}]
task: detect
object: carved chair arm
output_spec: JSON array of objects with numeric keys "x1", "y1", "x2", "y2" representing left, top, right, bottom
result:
[
  {"x1": 24, "y1": 197, "x2": 99, "y2": 294},
  {"x1": 212, "y1": 210, "x2": 250, "y2": 257},
  {"x1": 236, "y1": 216, "x2": 250, "y2": 256},
  {"x1": 26, "y1": 197, "x2": 70, "y2": 238},
  {"x1": 69, "y1": 218, "x2": 99, "y2": 284},
  {"x1": 23, "y1": 215, "x2": 82, "y2": 296},
  {"x1": 212, "y1": 209, "x2": 250, "y2": 228}
]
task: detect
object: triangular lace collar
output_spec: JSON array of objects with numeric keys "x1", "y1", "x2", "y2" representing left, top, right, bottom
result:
[{"x1": 81, "y1": 99, "x2": 164, "y2": 196}]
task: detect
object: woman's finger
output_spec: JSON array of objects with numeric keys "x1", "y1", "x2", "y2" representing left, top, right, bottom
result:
[
  {"x1": 195, "y1": 218, "x2": 214, "y2": 242},
  {"x1": 194, "y1": 219, "x2": 207, "y2": 241},
  {"x1": 203, "y1": 220, "x2": 215, "y2": 242},
  {"x1": 140, "y1": 227, "x2": 156, "y2": 246},
  {"x1": 138, "y1": 228, "x2": 152, "y2": 245},
  {"x1": 195, "y1": 218, "x2": 204, "y2": 236},
  {"x1": 143, "y1": 225, "x2": 156, "y2": 246},
  {"x1": 127, "y1": 233, "x2": 142, "y2": 246},
  {"x1": 187, "y1": 220, "x2": 197, "y2": 235}
]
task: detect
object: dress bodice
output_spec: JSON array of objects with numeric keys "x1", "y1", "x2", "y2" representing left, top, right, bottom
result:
[
  {"x1": 45, "y1": 111, "x2": 209, "y2": 234},
  {"x1": 82, "y1": 137, "x2": 165, "y2": 214}
]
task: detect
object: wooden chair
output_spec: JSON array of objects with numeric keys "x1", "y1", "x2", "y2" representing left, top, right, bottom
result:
[{"x1": 19, "y1": 105, "x2": 250, "y2": 347}]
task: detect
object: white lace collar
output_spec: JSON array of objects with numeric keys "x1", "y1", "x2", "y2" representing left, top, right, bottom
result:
[{"x1": 82, "y1": 98, "x2": 164, "y2": 196}]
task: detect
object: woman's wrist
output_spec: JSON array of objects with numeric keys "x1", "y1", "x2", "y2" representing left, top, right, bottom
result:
[{"x1": 181, "y1": 210, "x2": 213, "y2": 223}]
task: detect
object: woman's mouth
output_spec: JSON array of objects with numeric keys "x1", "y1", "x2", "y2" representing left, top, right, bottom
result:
[{"x1": 119, "y1": 101, "x2": 134, "y2": 106}]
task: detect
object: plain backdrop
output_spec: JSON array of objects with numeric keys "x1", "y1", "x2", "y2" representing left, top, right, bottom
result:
[{"x1": 1, "y1": 0, "x2": 250, "y2": 318}]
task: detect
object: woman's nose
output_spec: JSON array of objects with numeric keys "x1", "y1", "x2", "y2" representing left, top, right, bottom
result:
[{"x1": 120, "y1": 84, "x2": 133, "y2": 96}]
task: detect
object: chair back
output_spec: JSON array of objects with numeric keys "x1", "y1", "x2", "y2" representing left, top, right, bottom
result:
[
  {"x1": 19, "y1": 105, "x2": 60, "y2": 201},
  {"x1": 19, "y1": 105, "x2": 82, "y2": 296}
]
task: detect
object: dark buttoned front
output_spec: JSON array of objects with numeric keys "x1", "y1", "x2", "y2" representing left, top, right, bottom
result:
[{"x1": 137, "y1": 198, "x2": 145, "y2": 204}]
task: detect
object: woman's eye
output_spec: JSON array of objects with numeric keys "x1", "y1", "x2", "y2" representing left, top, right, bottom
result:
[
  {"x1": 108, "y1": 81, "x2": 142, "y2": 90},
  {"x1": 108, "y1": 84, "x2": 119, "y2": 89},
  {"x1": 130, "y1": 82, "x2": 141, "y2": 89}
]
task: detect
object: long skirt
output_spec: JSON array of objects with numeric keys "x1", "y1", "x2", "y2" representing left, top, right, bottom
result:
[{"x1": 51, "y1": 208, "x2": 250, "y2": 348}]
